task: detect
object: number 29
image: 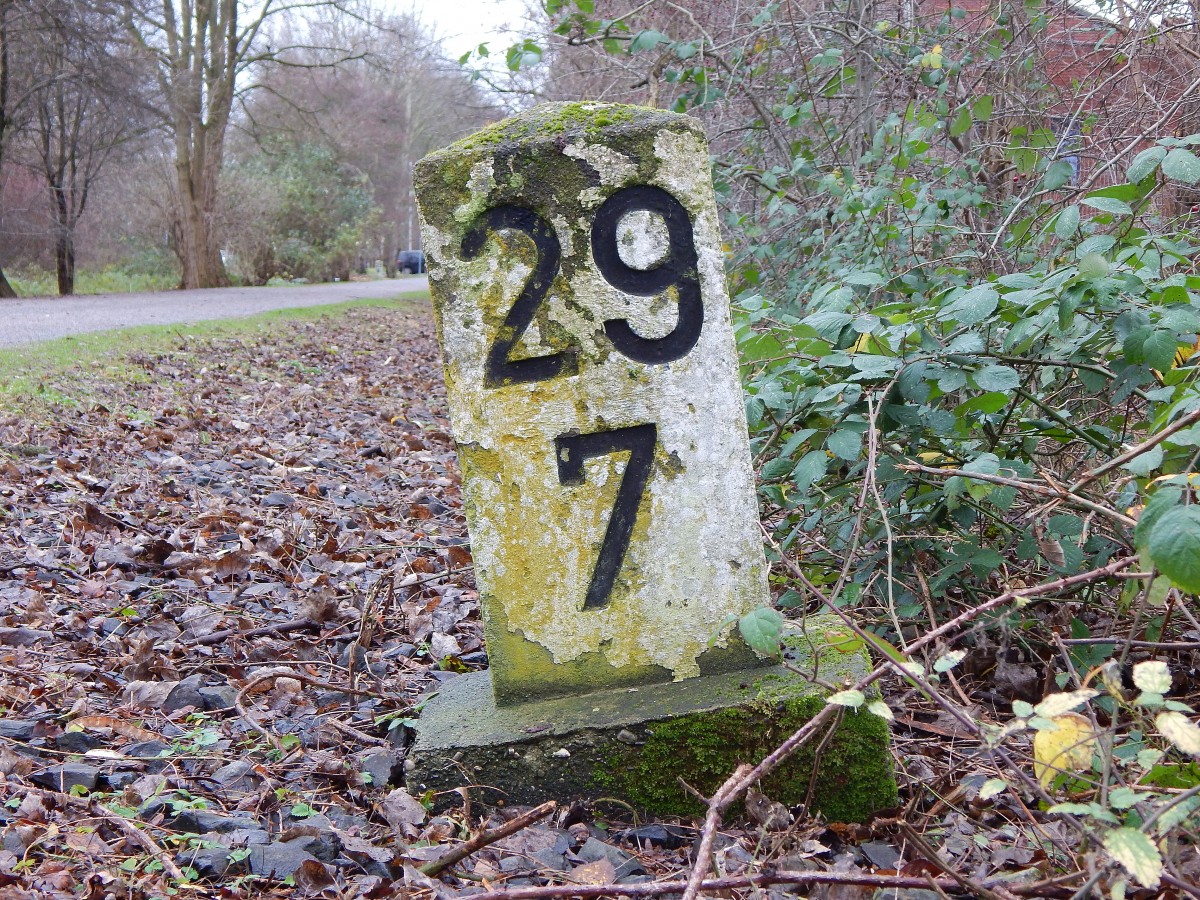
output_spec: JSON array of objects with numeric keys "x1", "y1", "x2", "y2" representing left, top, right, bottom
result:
[{"x1": 460, "y1": 184, "x2": 703, "y2": 612}]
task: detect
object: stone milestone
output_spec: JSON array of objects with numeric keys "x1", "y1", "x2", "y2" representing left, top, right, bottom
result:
[{"x1": 408, "y1": 102, "x2": 895, "y2": 821}]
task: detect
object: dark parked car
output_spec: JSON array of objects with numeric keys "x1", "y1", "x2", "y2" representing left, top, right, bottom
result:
[{"x1": 397, "y1": 250, "x2": 425, "y2": 274}]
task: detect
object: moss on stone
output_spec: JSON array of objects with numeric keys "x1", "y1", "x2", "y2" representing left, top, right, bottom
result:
[
  {"x1": 407, "y1": 656, "x2": 898, "y2": 824},
  {"x1": 590, "y1": 691, "x2": 897, "y2": 822}
]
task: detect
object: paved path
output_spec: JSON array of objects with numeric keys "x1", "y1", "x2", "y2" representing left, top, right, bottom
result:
[{"x1": 0, "y1": 277, "x2": 429, "y2": 349}]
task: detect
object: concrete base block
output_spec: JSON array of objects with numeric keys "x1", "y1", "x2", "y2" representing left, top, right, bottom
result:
[{"x1": 406, "y1": 620, "x2": 897, "y2": 822}]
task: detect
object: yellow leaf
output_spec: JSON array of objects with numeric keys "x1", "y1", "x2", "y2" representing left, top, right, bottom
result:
[{"x1": 1033, "y1": 712, "x2": 1096, "y2": 789}]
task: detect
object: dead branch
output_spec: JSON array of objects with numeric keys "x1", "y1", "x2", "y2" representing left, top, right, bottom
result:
[{"x1": 419, "y1": 800, "x2": 556, "y2": 878}]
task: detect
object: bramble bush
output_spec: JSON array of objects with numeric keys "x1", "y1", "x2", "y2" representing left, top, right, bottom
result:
[{"x1": 495, "y1": 0, "x2": 1200, "y2": 890}]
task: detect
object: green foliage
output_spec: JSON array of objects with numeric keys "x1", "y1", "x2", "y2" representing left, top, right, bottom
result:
[
  {"x1": 222, "y1": 140, "x2": 379, "y2": 285},
  {"x1": 9, "y1": 251, "x2": 179, "y2": 297}
]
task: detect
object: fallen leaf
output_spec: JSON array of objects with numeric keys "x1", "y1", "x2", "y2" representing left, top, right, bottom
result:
[
  {"x1": 1034, "y1": 712, "x2": 1097, "y2": 788},
  {"x1": 381, "y1": 788, "x2": 427, "y2": 838}
]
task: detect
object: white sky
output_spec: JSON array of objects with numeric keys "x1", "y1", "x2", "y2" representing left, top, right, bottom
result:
[{"x1": 394, "y1": 0, "x2": 533, "y2": 59}]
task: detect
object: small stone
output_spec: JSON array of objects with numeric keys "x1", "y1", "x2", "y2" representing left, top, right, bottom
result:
[
  {"x1": 179, "y1": 846, "x2": 231, "y2": 879},
  {"x1": 383, "y1": 642, "x2": 418, "y2": 659},
  {"x1": 576, "y1": 837, "x2": 644, "y2": 879},
  {"x1": 55, "y1": 730, "x2": 104, "y2": 754},
  {"x1": 860, "y1": 840, "x2": 902, "y2": 870},
  {"x1": 552, "y1": 748, "x2": 570, "y2": 758},
  {"x1": 31, "y1": 763, "x2": 101, "y2": 793},
  {"x1": 96, "y1": 617, "x2": 130, "y2": 636},
  {"x1": 0, "y1": 627, "x2": 50, "y2": 646},
  {"x1": 359, "y1": 749, "x2": 404, "y2": 788},
  {"x1": 0, "y1": 720, "x2": 36, "y2": 742},
  {"x1": 105, "y1": 771, "x2": 141, "y2": 791},
  {"x1": 198, "y1": 684, "x2": 238, "y2": 711},
  {"x1": 282, "y1": 828, "x2": 342, "y2": 864},
  {"x1": 212, "y1": 759, "x2": 259, "y2": 790},
  {"x1": 615, "y1": 729, "x2": 639, "y2": 745},
  {"x1": 173, "y1": 809, "x2": 263, "y2": 835},
  {"x1": 162, "y1": 674, "x2": 206, "y2": 715},
  {"x1": 247, "y1": 841, "x2": 318, "y2": 878},
  {"x1": 618, "y1": 823, "x2": 690, "y2": 850},
  {"x1": 124, "y1": 740, "x2": 172, "y2": 773}
]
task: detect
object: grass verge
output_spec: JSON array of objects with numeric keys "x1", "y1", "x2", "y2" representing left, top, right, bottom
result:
[{"x1": 0, "y1": 293, "x2": 429, "y2": 418}]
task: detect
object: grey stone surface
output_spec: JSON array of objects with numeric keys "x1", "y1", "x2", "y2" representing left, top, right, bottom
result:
[
  {"x1": 179, "y1": 846, "x2": 232, "y2": 879},
  {"x1": 199, "y1": 685, "x2": 238, "y2": 711},
  {"x1": 0, "y1": 720, "x2": 36, "y2": 741},
  {"x1": 162, "y1": 674, "x2": 206, "y2": 715},
  {"x1": 247, "y1": 841, "x2": 318, "y2": 878},
  {"x1": 358, "y1": 749, "x2": 404, "y2": 788},
  {"x1": 31, "y1": 763, "x2": 101, "y2": 793},
  {"x1": 577, "y1": 836, "x2": 644, "y2": 879},
  {"x1": 173, "y1": 809, "x2": 263, "y2": 835},
  {"x1": 407, "y1": 617, "x2": 896, "y2": 820},
  {"x1": 55, "y1": 731, "x2": 104, "y2": 754},
  {"x1": 415, "y1": 102, "x2": 770, "y2": 707}
]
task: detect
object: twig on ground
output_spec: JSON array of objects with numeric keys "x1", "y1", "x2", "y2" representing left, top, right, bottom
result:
[
  {"x1": 462, "y1": 869, "x2": 1074, "y2": 900},
  {"x1": 188, "y1": 616, "x2": 317, "y2": 646},
  {"x1": 20, "y1": 785, "x2": 187, "y2": 882},
  {"x1": 234, "y1": 667, "x2": 412, "y2": 751},
  {"x1": 419, "y1": 800, "x2": 556, "y2": 877}
]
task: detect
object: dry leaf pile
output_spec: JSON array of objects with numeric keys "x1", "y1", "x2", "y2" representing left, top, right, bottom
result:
[{"x1": 4, "y1": 304, "x2": 1197, "y2": 899}]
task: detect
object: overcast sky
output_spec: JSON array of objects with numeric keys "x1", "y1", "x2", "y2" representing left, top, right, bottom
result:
[{"x1": 399, "y1": 0, "x2": 532, "y2": 59}]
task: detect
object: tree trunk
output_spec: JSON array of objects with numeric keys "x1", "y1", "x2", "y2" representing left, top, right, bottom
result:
[
  {"x1": 175, "y1": 154, "x2": 229, "y2": 289},
  {"x1": 55, "y1": 227, "x2": 74, "y2": 295},
  {"x1": 0, "y1": 267, "x2": 15, "y2": 298}
]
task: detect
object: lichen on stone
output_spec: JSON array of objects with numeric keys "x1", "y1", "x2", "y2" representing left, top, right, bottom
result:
[{"x1": 415, "y1": 102, "x2": 771, "y2": 705}]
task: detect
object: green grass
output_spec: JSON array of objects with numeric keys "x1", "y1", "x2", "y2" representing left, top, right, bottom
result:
[
  {"x1": 9, "y1": 264, "x2": 180, "y2": 297},
  {"x1": 0, "y1": 293, "x2": 429, "y2": 417}
]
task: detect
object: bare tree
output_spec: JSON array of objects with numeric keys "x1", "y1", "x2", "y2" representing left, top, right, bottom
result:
[
  {"x1": 118, "y1": 0, "x2": 366, "y2": 290},
  {"x1": 236, "y1": 9, "x2": 496, "y2": 277},
  {"x1": 21, "y1": 2, "x2": 153, "y2": 295},
  {"x1": 0, "y1": 0, "x2": 36, "y2": 298}
]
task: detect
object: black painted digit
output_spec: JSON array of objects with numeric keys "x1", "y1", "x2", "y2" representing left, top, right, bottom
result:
[
  {"x1": 591, "y1": 185, "x2": 704, "y2": 364},
  {"x1": 555, "y1": 424, "x2": 657, "y2": 610},
  {"x1": 462, "y1": 205, "x2": 578, "y2": 387}
]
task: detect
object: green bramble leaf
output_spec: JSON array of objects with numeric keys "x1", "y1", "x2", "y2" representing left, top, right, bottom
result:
[
  {"x1": 827, "y1": 689, "x2": 865, "y2": 708},
  {"x1": 933, "y1": 650, "x2": 966, "y2": 673},
  {"x1": 1133, "y1": 660, "x2": 1172, "y2": 694},
  {"x1": 1054, "y1": 205, "x2": 1080, "y2": 239},
  {"x1": 1127, "y1": 146, "x2": 1167, "y2": 184},
  {"x1": 1155, "y1": 712, "x2": 1200, "y2": 755},
  {"x1": 1083, "y1": 196, "x2": 1133, "y2": 216},
  {"x1": 1102, "y1": 827, "x2": 1163, "y2": 889},
  {"x1": 1042, "y1": 160, "x2": 1074, "y2": 191},
  {"x1": 978, "y1": 778, "x2": 1007, "y2": 800},
  {"x1": 1034, "y1": 689, "x2": 1098, "y2": 718},
  {"x1": 866, "y1": 700, "x2": 893, "y2": 720},
  {"x1": 1078, "y1": 252, "x2": 1109, "y2": 280},
  {"x1": 1162, "y1": 147, "x2": 1200, "y2": 184},
  {"x1": 630, "y1": 29, "x2": 668, "y2": 52},
  {"x1": 1147, "y1": 506, "x2": 1200, "y2": 593},
  {"x1": 738, "y1": 607, "x2": 784, "y2": 656}
]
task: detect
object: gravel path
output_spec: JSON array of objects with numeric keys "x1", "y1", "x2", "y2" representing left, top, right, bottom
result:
[{"x1": 0, "y1": 276, "x2": 429, "y2": 348}]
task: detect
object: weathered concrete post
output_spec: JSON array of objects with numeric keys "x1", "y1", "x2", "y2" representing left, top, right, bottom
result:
[{"x1": 407, "y1": 103, "x2": 895, "y2": 821}]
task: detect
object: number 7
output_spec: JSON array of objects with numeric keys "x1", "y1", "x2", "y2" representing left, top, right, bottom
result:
[{"x1": 554, "y1": 424, "x2": 657, "y2": 610}]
